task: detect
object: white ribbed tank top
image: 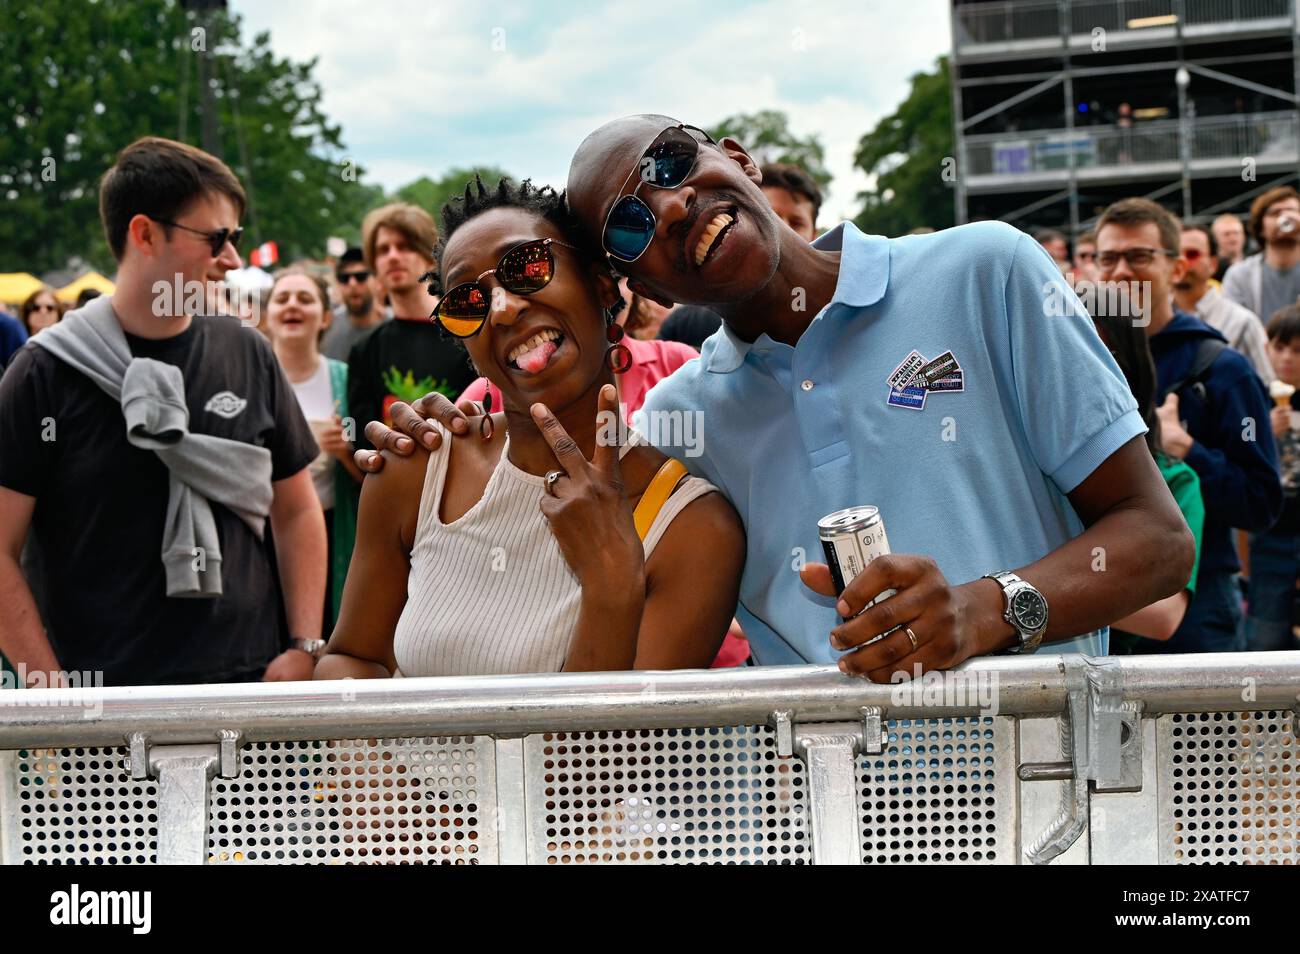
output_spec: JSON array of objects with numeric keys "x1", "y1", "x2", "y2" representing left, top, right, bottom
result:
[{"x1": 393, "y1": 423, "x2": 717, "y2": 676}]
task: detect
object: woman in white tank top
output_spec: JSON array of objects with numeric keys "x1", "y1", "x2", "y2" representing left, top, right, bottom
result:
[{"x1": 317, "y1": 180, "x2": 745, "y2": 677}]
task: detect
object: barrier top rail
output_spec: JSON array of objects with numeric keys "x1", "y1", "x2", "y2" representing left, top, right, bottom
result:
[{"x1": 1, "y1": 652, "x2": 1298, "y2": 748}]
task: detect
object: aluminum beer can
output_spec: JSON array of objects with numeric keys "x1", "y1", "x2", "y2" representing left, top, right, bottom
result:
[{"x1": 818, "y1": 505, "x2": 897, "y2": 612}]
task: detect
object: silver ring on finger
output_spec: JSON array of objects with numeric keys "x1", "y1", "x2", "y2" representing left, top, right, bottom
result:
[
  {"x1": 904, "y1": 627, "x2": 919, "y2": 652},
  {"x1": 544, "y1": 469, "x2": 566, "y2": 496}
]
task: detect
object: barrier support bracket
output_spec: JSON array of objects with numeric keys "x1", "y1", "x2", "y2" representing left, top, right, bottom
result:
[{"x1": 126, "y1": 729, "x2": 244, "y2": 865}]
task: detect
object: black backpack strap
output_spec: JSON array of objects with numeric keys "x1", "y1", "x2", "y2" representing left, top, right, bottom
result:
[{"x1": 1162, "y1": 338, "x2": 1227, "y2": 410}]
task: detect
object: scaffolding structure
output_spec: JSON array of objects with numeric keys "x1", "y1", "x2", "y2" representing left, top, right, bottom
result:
[{"x1": 949, "y1": 0, "x2": 1300, "y2": 234}]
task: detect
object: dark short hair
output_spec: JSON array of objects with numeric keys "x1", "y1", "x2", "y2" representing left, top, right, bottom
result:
[
  {"x1": 760, "y1": 163, "x2": 822, "y2": 222},
  {"x1": 1181, "y1": 223, "x2": 1217, "y2": 258},
  {"x1": 433, "y1": 176, "x2": 623, "y2": 336},
  {"x1": 1249, "y1": 186, "x2": 1300, "y2": 245},
  {"x1": 335, "y1": 246, "x2": 366, "y2": 280},
  {"x1": 1034, "y1": 228, "x2": 1067, "y2": 246},
  {"x1": 1076, "y1": 230, "x2": 1096, "y2": 247},
  {"x1": 99, "y1": 137, "x2": 247, "y2": 261},
  {"x1": 1096, "y1": 197, "x2": 1181, "y2": 255},
  {"x1": 1267, "y1": 303, "x2": 1300, "y2": 345}
]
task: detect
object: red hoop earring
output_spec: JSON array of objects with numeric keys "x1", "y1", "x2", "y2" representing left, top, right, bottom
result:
[{"x1": 605, "y1": 321, "x2": 633, "y2": 375}]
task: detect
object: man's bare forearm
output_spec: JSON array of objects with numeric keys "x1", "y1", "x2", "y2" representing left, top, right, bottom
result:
[
  {"x1": 271, "y1": 506, "x2": 327, "y2": 640},
  {"x1": 969, "y1": 501, "x2": 1193, "y2": 655},
  {"x1": 0, "y1": 555, "x2": 61, "y2": 682}
]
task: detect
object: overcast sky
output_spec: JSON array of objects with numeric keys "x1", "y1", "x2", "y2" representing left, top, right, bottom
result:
[{"x1": 230, "y1": 0, "x2": 951, "y2": 228}]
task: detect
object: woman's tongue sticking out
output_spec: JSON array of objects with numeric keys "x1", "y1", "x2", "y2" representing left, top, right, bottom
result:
[{"x1": 518, "y1": 338, "x2": 558, "y2": 374}]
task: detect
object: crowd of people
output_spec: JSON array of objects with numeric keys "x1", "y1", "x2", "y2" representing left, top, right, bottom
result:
[{"x1": 0, "y1": 122, "x2": 1293, "y2": 691}]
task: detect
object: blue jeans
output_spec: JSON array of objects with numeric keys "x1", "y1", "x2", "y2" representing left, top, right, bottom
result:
[
  {"x1": 1244, "y1": 531, "x2": 1300, "y2": 652},
  {"x1": 1146, "y1": 569, "x2": 1245, "y2": 654}
]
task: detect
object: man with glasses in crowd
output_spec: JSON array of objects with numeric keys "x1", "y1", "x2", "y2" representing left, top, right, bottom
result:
[
  {"x1": 0, "y1": 136, "x2": 326, "y2": 687},
  {"x1": 1097, "y1": 197, "x2": 1281, "y2": 654},
  {"x1": 365, "y1": 115, "x2": 1194, "y2": 679},
  {"x1": 1174, "y1": 223, "x2": 1272, "y2": 383},
  {"x1": 321, "y1": 246, "x2": 389, "y2": 362}
]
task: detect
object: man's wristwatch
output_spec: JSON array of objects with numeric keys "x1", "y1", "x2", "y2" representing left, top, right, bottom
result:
[
  {"x1": 981, "y1": 571, "x2": 1048, "y2": 654},
  {"x1": 289, "y1": 638, "x2": 328, "y2": 660}
]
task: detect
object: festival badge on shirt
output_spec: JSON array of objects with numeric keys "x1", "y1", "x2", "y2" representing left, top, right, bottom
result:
[{"x1": 886, "y1": 349, "x2": 964, "y2": 409}]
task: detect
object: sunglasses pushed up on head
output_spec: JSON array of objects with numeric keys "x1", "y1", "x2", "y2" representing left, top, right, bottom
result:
[{"x1": 602, "y1": 124, "x2": 717, "y2": 265}]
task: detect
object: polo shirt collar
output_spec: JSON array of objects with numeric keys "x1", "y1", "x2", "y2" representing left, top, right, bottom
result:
[{"x1": 705, "y1": 221, "x2": 891, "y2": 373}]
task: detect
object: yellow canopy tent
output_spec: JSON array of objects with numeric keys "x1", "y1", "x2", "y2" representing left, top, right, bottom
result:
[
  {"x1": 0, "y1": 272, "x2": 45, "y2": 308},
  {"x1": 56, "y1": 272, "x2": 115, "y2": 303}
]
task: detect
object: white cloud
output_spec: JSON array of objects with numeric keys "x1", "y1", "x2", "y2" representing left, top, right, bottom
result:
[{"x1": 230, "y1": 0, "x2": 949, "y2": 227}]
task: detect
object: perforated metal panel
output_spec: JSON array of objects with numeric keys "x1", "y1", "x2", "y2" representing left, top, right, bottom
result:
[
  {"x1": 859, "y1": 716, "x2": 1013, "y2": 864},
  {"x1": 1159, "y1": 711, "x2": 1299, "y2": 864},
  {"x1": 524, "y1": 726, "x2": 809, "y2": 864},
  {"x1": 208, "y1": 737, "x2": 496, "y2": 864},
  {"x1": 0, "y1": 747, "x2": 158, "y2": 864}
]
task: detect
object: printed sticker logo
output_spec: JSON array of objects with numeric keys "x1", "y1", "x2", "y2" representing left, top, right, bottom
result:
[
  {"x1": 886, "y1": 349, "x2": 964, "y2": 409},
  {"x1": 204, "y1": 390, "x2": 247, "y2": 419}
]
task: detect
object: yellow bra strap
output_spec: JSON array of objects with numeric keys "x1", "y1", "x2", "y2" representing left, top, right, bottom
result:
[{"x1": 633, "y1": 458, "x2": 689, "y2": 542}]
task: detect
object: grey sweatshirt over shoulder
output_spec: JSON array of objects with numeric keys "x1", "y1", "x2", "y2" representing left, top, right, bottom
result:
[{"x1": 31, "y1": 295, "x2": 273, "y2": 597}]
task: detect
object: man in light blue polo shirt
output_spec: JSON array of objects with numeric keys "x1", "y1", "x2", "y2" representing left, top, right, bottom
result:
[
  {"x1": 628, "y1": 217, "x2": 1148, "y2": 666},
  {"x1": 363, "y1": 114, "x2": 1195, "y2": 681}
]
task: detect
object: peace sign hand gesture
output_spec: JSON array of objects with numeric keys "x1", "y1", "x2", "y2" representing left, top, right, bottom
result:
[{"x1": 530, "y1": 384, "x2": 645, "y2": 589}]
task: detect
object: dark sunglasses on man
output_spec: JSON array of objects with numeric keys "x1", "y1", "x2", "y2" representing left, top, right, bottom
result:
[
  {"x1": 603, "y1": 124, "x2": 717, "y2": 265},
  {"x1": 430, "y1": 237, "x2": 578, "y2": 337},
  {"x1": 152, "y1": 217, "x2": 244, "y2": 257},
  {"x1": 337, "y1": 269, "x2": 371, "y2": 284}
]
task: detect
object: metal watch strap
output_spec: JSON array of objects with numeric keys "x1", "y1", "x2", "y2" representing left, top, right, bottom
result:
[
  {"x1": 982, "y1": 571, "x2": 1045, "y2": 654},
  {"x1": 290, "y1": 638, "x2": 327, "y2": 660}
]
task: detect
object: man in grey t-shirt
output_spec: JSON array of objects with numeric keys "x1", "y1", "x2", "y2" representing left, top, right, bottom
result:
[
  {"x1": 1223, "y1": 187, "x2": 1300, "y2": 323},
  {"x1": 321, "y1": 247, "x2": 388, "y2": 361}
]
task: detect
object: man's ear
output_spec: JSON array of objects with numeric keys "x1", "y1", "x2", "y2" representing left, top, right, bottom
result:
[
  {"x1": 590, "y1": 267, "x2": 622, "y2": 311},
  {"x1": 1169, "y1": 254, "x2": 1189, "y2": 285},
  {"x1": 719, "y1": 136, "x2": 763, "y2": 187},
  {"x1": 127, "y1": 214, "x2": 161, "y2": 258}
]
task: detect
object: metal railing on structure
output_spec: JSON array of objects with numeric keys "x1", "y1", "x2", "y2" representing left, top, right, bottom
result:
[
  {"x1": 963, "y1": 111, "x2": 1298, "y2": 181},
  {"x1": 954, "y1": 0, "x2": 1293, "y2": 50},
  {"x1": 1, "y1": 653, "x2": 1297, "y2": 864}
]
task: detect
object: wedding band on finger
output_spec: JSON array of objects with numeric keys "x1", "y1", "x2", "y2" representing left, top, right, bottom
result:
[
  {"x1": 904, "y1": 627, "x2": 919, "y2": 652},
  {"x1": 544, "y1": 469, "x2": 566, "y2": 496}
]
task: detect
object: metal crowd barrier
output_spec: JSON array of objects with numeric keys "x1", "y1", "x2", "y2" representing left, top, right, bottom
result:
[{"x1": 1, "y1": 653, "x2": 1297, "y2": 865}]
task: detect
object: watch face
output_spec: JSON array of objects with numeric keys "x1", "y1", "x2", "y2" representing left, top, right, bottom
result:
[{"x1": 1012, "y1": 589, "x2": 1047, "y2": 631}]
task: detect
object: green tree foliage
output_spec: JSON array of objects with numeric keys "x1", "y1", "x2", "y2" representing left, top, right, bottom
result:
[
  {"x1": 710, "y1": 110, "x2": 831, "y2": 191},
  {"x1": 394, "y1": 166, "x2": 514, "y2": 225},
  {"x1": 0, "y1": 0, "x2": 384, "y2": 274},
  {"x1": 854, "y1": 56, "x2": 955, "y2": 237}
]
